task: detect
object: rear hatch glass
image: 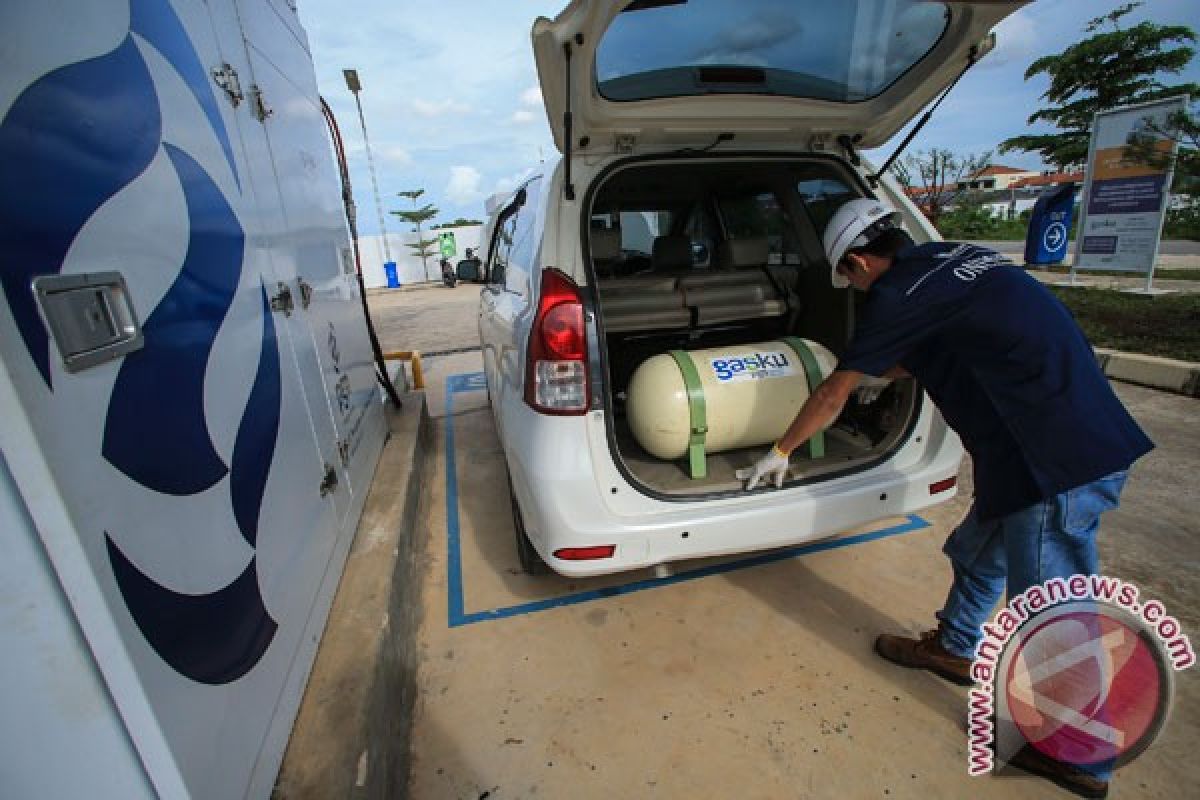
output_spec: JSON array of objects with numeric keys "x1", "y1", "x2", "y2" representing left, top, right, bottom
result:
[{"x1": 596, "y1": 0, "x2": 950, "y2": 104}]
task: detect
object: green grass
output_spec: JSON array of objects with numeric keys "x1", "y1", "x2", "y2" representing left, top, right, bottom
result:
[{"x1": 1049, "y1": 287, "x2": 1200, "y2": 362}]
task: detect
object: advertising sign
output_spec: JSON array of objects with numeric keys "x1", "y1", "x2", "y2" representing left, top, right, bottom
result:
[
  {"x1": 1072, "y1": 96, "x2": 1188, "y2": 283},
  {"x1": 439, "y1": 230, "x2": 458, "y2": 258}
]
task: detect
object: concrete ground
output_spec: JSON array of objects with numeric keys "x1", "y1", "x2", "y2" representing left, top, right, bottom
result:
[{"x1": 370, "y1": 284, "x2": 1199, "y2": 799}]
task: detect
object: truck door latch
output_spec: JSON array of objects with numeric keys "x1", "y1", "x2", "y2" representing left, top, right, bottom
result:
[
  {"x1": 319, "y1": 463, "x2": 339, "y2": 497},
  {"x1": 270, "y1": 283, "x2": 294, "y2": 316},
  {"x1": 211, "y1": 63, "x2": 243, "y2": 107}
]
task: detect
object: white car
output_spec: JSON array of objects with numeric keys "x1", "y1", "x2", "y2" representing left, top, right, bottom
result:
[{"x1": 478, "y1": 0, "x2": 1021, "y2": 576}]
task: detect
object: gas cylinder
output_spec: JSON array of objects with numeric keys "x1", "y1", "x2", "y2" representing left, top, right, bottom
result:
[{"x1": 625, "y1": 339, "x2": 836, "y2": 460}]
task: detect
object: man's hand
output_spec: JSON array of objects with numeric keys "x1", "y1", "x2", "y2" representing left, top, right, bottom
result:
[{"x1": 736, "y1": 444, "x2": 790, "y2": 490}]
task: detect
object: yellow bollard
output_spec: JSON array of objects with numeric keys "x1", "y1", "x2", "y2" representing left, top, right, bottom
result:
[{"x1": 382, "y1": 350, "x2": 424, "y2": 390}]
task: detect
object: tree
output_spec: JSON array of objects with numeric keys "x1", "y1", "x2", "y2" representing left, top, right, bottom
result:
[
  {"x1": 432, "y1": 218, "x2": 484, "y2": 229},
  {"x1": 892, "y1": 148, "x2": 992, "y2": 223},
  {"x1": 1124, "y1": 105, "x2": 1200, "y2": 191},
  {"x1": 391, "y1": 188, "x2": 439, "y2": 280},
  {"x1": 938, "y1": 204, "x2": 995, "y2": 239},
  {"x1": 999, "y1": 3, "x2": 1198, "y2": 170},
  {"x1": 407, "y1": 236, "x2": 440, "y2": 265}
]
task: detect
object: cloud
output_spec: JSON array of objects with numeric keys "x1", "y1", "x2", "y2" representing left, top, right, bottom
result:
[
  {"x1": 520, "y1": 86, "x2": 542, "y2": 107},
  {"x1": 493, "y1": 167, "x2": 536, "y2": 193},
  {"x1": 411, "y1": 97, "x2": 471, "y2": 118},
  {"x1": 983, "y1": 9, "x2": 1038, "y2": 70},
  {"x1": 694, "y1": 11, "x2": 802, "y2": 64},
  {"x1": 511, "y1": 109, "x2": 537, "y2": 124},
  {"x1": 381, "y1": 145, "x2": 412, "y2": 166},
  {"x1": 446, "y1": 165, "x2": 484, "y2": 204},
  {"x1": 302, "y1": 0, "x2": 568, "y2": 230}
]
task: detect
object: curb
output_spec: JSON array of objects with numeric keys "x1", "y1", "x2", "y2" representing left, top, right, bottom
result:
[
  {"x1": 367, "y1": 282, "x2": 441, "y2": 294},
  {"x1": 276, "y1": 390, "x2": 431, "y2": 799},
  {"x1": 1096, "y1": 348, "x2": 1200, "y2": 398},
  {"x1": 368, "y1": 281, "x2": 481, "y2": 295}
]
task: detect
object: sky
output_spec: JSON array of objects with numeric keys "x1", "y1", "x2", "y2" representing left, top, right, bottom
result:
[{"x1": 299, "y1": 0, "x2": 1200, "y2": 235}]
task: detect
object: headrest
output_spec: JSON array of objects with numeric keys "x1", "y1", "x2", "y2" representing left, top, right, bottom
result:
[
  {"x1": 590, "y1": 227, "x2": 621, "y2": 261},
  {"x1": 717, "y1": 237, "x2": 770, "y2": 268},
  {"x1": 651, "y1": 235, "x2": 692, "y2": 271}
]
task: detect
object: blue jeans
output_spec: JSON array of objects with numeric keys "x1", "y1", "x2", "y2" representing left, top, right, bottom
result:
[{"x1": 936, "y1": 470, "x2": 1128, "y2": 779}]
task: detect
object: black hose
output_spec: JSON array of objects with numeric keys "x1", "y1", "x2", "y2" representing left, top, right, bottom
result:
[{"x1": 320, "y1": 96, "x2": 402, "y2": 409}]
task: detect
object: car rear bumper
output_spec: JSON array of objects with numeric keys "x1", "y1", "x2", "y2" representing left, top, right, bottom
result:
[{"x1": 503, "y1": 403, "x2": 963, "y2": 578}]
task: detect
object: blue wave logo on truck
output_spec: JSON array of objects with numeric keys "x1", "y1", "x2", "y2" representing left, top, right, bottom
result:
[
  {"x1": 0, "y1": 0, "x2": 279, "y2": 684},
  {"x1": 711, "y1": 351, "x2": 793, "y2": 382}
]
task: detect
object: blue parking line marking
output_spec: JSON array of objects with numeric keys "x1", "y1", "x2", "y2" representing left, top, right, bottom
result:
[
  {"x1": 444, "y1": 371, "x2": 930, "y2": 629},
  {"x1": 444, "y1": 374, "x2": 467, "y2": 625}
]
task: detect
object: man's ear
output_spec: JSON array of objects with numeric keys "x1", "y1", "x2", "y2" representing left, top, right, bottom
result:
[{"x1": 844, "y1": 251, "x2": 868, "y2": 273}]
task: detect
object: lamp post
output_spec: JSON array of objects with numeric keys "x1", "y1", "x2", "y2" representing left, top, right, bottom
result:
[{"x1": 343, "y1": 68, "x2": 396, "y2": 286}]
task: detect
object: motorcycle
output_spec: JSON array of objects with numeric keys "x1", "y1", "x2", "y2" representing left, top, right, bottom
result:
[
  {"x1": 456, "y1": 247, "x2": 482, "y2": 282},
  {"x1": 440, "y1": 257, "x2": 457, "y2": 288}
]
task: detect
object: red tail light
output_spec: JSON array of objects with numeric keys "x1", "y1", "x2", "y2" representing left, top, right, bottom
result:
[
  {"x1": 525, "y1": 268, "x2": 589, "y2": 414},
  {"x1": 929, "y1": 477, "x2": 957, "y2": 494},
  {"x1": 553, "y1": 545, "x2": 616, "y2": 561}
]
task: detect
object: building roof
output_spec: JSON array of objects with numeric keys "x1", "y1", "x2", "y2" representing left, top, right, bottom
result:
[
  {"x1": 973, "y1": 165, "x2": 1035, "y2": 177},
  {"x1": 1009, "y1": 171, "x2": 1085, "y2": 189},
  {"x1": 904, "y1": 185, "x2": 950, "y2": 197}
]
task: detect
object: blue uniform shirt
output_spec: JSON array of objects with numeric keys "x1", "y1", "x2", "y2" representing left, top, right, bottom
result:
[{"x1": 838, "y1": 242, "x2": 1153, "y2": 520}]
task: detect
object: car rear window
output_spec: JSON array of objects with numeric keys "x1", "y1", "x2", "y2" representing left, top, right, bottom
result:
[{"x1": 596, "y1": 0, "x2": 950, "y2": 104}]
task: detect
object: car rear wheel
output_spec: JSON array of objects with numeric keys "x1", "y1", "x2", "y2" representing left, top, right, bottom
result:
[{"x1": 509, "y1": 480, "x2": 549, "y2": 574}]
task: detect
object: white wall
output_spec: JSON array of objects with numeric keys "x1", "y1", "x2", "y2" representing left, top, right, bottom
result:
[
  {"x1": 982, "y1": 196, "x2": 1039, "y2": 218},
  {"x1": 358, "y1": 226, "x2": 483, "y2": 288},
  {"x1": 992, "y1": 171, "x2": 1039, "y2": 190}
]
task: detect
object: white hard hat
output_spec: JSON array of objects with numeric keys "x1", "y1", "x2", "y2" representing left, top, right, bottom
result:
[{"x1": 822, "y1": 198, "x2": 902, "y2": 288}]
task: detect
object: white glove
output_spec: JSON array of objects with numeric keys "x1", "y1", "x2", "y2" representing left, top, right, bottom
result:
[
  {"x1": 736, "y1": 444, "x2": 790, "y2": 490},
  {"x1": 855, "y1": 376, "x2": 892, "y2": 405}
]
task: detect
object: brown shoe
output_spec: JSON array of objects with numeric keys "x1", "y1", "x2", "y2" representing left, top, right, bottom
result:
[
  {"x1": 1005, "y1": 745, "x2": 1109, "y2": 799},
  {"x1": 874, "y1": 628, "x2": 973, "y2": 686}
]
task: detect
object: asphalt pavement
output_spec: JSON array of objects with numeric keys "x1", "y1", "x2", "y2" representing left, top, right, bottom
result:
[{"x1": 366, "y1": 284, "x2": 1200, "y2": 800}]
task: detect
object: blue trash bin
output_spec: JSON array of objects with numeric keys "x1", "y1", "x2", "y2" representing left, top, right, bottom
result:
[
  {"x1": 1024, "y1": 184, "x2": 1077, "y2": 266},
  {"x1": 383, "y1": 261, "x2": 399, "y2": 288}
]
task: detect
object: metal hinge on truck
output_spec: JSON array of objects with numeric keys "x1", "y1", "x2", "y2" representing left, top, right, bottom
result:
[
  {"x1": 298, "y1": 278, "x2": 314, "y2": 309},
  {"x1": 250, "y1": 85, "x2": 273, "y2": 122}
]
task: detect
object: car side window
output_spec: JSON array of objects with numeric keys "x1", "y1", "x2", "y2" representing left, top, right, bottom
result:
[
  {"x1": 488, "y1": 202, "x2": 520, "y2": 287},
  {"x1": 682, "y1": 204, "x2": 714, "y2": 268},
  {"x1": 506, "y1": 178, "x2": 543, "y2": 295},
  {"x1": 796, "y1": 177, "x2": 857, "y2": 236}
]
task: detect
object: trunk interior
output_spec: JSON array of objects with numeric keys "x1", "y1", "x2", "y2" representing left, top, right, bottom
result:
[{"x1": 587, "y1": 156, "x2": 921, "y2": 498}]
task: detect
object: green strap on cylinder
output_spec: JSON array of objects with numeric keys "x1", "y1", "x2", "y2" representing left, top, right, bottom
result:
[
  {"x1": 782, "y1": 337, "x2": 827, "y2": 460},
  {"x1": 669, "y1": 349, "x2": 708, "y2": 479}
]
